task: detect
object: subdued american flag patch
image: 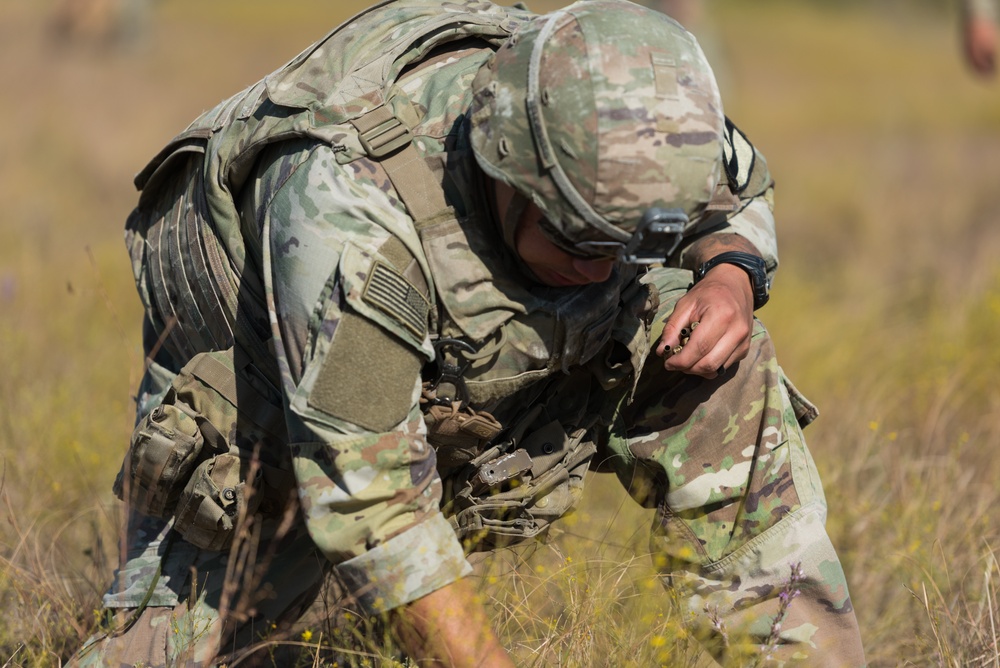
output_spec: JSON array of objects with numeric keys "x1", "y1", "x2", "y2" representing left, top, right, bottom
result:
[{"x1": 362, "y1": 261, "x2": 429, "y2": 339}]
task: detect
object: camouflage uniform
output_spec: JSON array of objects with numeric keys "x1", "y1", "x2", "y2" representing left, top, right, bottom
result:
[{"x1": 71, "y1": 1, "x2": 864, "y2": 666}]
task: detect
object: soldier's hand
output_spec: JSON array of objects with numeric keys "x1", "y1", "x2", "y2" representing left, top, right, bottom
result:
[
  {"x1": 392, "y1": 577, "x2": 514, "y2": 667},
  {"x1": 655, "y1": 263, "x2": 754, "y2": 378}
]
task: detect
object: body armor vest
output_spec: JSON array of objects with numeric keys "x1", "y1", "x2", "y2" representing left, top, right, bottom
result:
[
  {"x1": 128, "y1": 0, "x2": 652, "y2": 411},
  {"x1": 127, "y1": 0, "x2": 529, "y2": 370}
]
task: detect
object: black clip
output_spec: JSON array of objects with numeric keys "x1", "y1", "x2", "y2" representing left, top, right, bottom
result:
[{"x1": 428, "y1": 338, "x2": 478, "y2": 407}]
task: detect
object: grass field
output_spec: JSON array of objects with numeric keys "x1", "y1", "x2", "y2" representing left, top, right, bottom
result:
[{"x1": 2, "y1": 0, "x2": 1000, "y2": 665}]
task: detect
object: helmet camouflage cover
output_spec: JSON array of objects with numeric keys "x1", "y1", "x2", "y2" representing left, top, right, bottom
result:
[{"x1": 469, "y1": 0, "x2": 725, "y2": 256}]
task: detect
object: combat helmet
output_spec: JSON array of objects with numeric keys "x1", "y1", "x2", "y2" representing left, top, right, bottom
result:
[{"x1": 469, "y1": 0, "x2": 725, "y2": 263}]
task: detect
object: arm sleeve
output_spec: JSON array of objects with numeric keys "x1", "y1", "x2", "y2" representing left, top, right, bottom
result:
[
  {"x1": 250, "y1": 141, "x2": 470, "y2": 614},
  {"x1": 677, "y1": 140, "x2": 779, "y2": 281}
]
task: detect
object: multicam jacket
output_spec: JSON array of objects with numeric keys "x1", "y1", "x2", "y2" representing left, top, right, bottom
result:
[{"x1": 117, "y1": 0, "x2": 779, "y2": 613}]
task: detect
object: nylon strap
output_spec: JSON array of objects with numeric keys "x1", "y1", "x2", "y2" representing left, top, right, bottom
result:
[{"x1": 351, "y1": 106, "x2": 448, "y2": 223}]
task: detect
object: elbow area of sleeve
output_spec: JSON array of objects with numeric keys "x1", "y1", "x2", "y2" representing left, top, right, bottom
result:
[
  {"x1": 722, "y1": 195, "x2": 779, "y2": 277},
  {"x1": 333, "y1": 512, "x2": 472, "y2": 614}
]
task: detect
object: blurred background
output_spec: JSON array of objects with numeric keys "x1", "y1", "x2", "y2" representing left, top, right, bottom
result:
[{"x1": 2, "y1": 0, "x2": 1000, "y2": 665}]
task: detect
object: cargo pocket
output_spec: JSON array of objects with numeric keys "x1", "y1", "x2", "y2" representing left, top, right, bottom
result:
[
  {"x1": 778, "y1": 366, "x2": 819, "y2": 429},
  {"x1": 777, "y1": 367, "x2": 825, "y2": 508}
]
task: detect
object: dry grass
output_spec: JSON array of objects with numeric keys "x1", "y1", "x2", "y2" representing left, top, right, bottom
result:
[{"x1": 2, "y1": 0, "x2": 1000, "y2": 666}]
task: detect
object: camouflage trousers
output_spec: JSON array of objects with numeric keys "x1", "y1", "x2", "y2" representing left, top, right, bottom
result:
[
  {"x1": 68, "y1": 513, "x2": 335, "y2": 668},
  {"x1": 596, "y1": 268, "x2": 866, "y2": 666},
  {"x1": 70, "y1": 269, "x2": 864, "y2": 667}
]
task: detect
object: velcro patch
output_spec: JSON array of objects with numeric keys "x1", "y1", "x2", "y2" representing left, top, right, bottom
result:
[
  {"x1": 308, "y1": 312, "x2": 421, "y2": 433},
  {"x1": 363, "y1": 261, "x2": 430, "y2": 339},
  {"x1": 651, "y1": 52, "x2": 678, "y2": 99},
  {"x1": 722, "y1": 117, "x2": 755, "y2": 194}
]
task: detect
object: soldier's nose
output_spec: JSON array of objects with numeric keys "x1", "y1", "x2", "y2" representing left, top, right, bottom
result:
[{"x1": 571, "y1": 257, "x2": 615, "y2": 283}]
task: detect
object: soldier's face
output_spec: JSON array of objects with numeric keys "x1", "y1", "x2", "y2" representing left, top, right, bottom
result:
[{"x1": 513, "y1": 205, "x2": 616, "y2": 287}]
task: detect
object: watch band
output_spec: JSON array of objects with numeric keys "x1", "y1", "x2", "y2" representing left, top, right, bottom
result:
[{"x1": 695, "y1": 251, "x2": 771, "y2": 310}]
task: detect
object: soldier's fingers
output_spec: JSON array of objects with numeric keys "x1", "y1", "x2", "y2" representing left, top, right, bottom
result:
[
  {"x1": 664, "y1": 321, "x2": 725, "y2": 373},
  {"x1": 707, "y1": 325, "x2": 752, "y2": 374},
  {"x1": 717, "y1": 339, "x2": 751, "y2": 378},
  {"x1": 667, "y1": 319, "x2": 749, "y2": 376},
  {"x1": 656, "y1": 306, "x2": 700, "y2": 357}
]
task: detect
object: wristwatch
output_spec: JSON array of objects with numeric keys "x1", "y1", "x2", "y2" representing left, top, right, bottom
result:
[{"x1": 695, "y1": 251, "x2": 771, "y2": 310}]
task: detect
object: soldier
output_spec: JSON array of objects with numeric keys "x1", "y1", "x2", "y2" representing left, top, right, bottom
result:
[
  {"x1": 962, "y1": 0, "x2": 998, "y2": 76},
  {"x1": 71, "y1": 0, "x2": 866, "y2": 665}
]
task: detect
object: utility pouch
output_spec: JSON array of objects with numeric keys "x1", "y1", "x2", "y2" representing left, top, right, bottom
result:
[
  {"x1": 172, "y1": 453, "x2": 263, "y2": 552},
  {"x1": 113, "y1": 346, "x2": 294, "y2": 551},
  {"x1": 445, "y1": 418, "x2": 596, "y2": 552},
  {"x1": 423, "y1": 366, "x2": 601, "y2": 551},
  {"x1": 421, "y1": 389, "x2": 503, "y2": 478},
  {"x1": 113, "y1": 401, "x2": 207, "y2": 519}
]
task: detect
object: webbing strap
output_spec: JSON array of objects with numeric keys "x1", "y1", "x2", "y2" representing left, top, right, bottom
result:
[{"x1": 351, "y1": 107, "x2": 449, "y2": 223}]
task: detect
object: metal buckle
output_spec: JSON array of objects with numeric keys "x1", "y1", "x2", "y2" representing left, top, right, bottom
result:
[{"x1": 471, "y1": 449, "x2": 533, "y2": 489}]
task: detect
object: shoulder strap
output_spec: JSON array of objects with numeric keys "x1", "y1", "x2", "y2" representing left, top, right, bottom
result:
[
  {"x1": 265, "y1": 0, "x2": 526, "y2": 115},
  {"x1": 350, "y1": 107, "x2": 449, "y2": 222}
]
